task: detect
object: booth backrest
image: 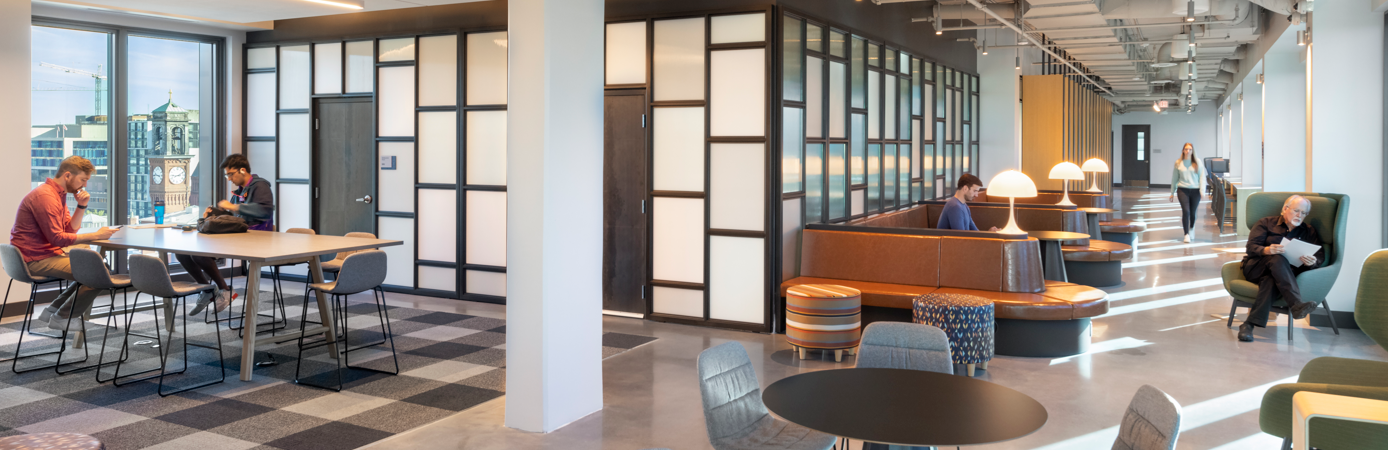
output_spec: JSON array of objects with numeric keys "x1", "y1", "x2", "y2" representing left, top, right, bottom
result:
[
  {"x1": 980, "y1": 190, "x2": 1112, "y2": 209},
  {"x1": 799, "y1": 226, "x2": 1045, "y2": 293},
  {"x1": 848, "y1": 203, "x2": 1089, "y2": 246}
]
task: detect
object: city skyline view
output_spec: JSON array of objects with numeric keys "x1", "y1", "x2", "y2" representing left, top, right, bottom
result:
[{"x1": 31, "y1": 26, "x2": 204, "y2": 126}]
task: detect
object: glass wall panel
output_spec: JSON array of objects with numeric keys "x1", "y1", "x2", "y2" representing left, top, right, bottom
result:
[
  {"x1": 466, "y1": 110, "x2": 507, "y2": 185},
  {"x1": 418, "y1": 111, "x2": 458, "y2": 184},
  {"x1": 466, "y1": 32, "x2": 507, "y2": 105},
  {"x1": 31, "y1": 26, "x2": 111, "y2": 227},
  {"x1": 279, "y1": 184, "x2": 312, "y2": 230},
  {"x1": 883, "y1": 144, "x2": 896, "y2": 207},
  {"x1": 465, "y1": 191, "x2": 507, "y2": 266},
  {"x1": 247, "y1": 47, "x2": 275, "y2": 69},
  {"x1": 346, "y1": 40, "x2": 374, "y2": 93},
  {"x1": 378, "y1": 38, "x2": 415, "y2": 61},
  {"x1": 652, "y1": 197, "x2": 704, "y2": 283},
  {"x1": 851, "y1": 189, "x2": 865, "y2": 216},
  {"x1": 828, "y1": 144, "x2": 847, "y2": 220},
  {"x1": 377, "y1": 142, "x2": 414, "y2": 213},
  {"x1": 899, "y1": 51, "x2": 909, "y2": 73},
  {"x1": 899, "y1": 146, "x2": 910, "y2": 203},
  {"x1": 710, "y1": 49, "x2": 765, "y2": 136},
  {"x1": 781, "y1": 198, "x2": 801, "y2": 281},
  {"x1": 884, "y1": 50, "x2": 896, "y2": 72},
  {"x1": 711, "y1": 13, "x2": 765, "y2": 43},
  {"x1": 313, "y1": 42, "x2": 342, "y2": 95},
  {"x1": 867, "y1": 144, "x2": 880, "y2": 211},
  {"x1": 279, "y1": 45, "x2": 310, "y2": 109},
  {"x1": 867, "y1": 72, "x2": 879, "y2": 139},
  {"x1": 417, "y1": 189, "x2": 457, "y2": 262},
  {"x1": 654, "y1": 18, "x2": 706, "y2": 101},
  {"x1": 830, "y1": 30, "x2": 846, "y2": 57},
  {"x1": 850, "y1": 37, "x2": 864, "y2": 109},
  {"x1": 781, "y1": 107, "x2": 803, "y2": 193},
  {"x1": 246, "y1": 73, "x2": 275, "y2": 136},
  {"x1": 709, "y1": 236, "x2": 765, "y2": 324},
  {"x1": 884, "y1": 75, "x2": 896, "y2": 140},
  {"x1": 711, "y1": 143, "x2": 765, "y2": 231},
  {"x1": 656, "y1": 107, "x2": 706, "y2": 192},
  {"x1": 828, "y1": 62, "x2": 846, "y2": 139},
  {"x1": 851, "y1": 114, "x2": 865, "y2": 184},
  {"x1": 911, "y1": 119, "x2": 922, "y2": 178},
  {"x1": 418, "y1": 266, "x2": 456, "y2": 292},
  {"x1": 867, "y1": 43, "x2": 879, "y2": 67},
  {"x1": 466, "y1": 271, "x2": 507, "y2": 297},
  {"x1": 782, "y1": 16, "x2": 803, "y2": 102},
  {"x1": 606, "y1": 22, "x2": 647, "y2": 85},
  {"x1": 247, "y1": 141, "x2": 276, "y2": 183},
  {"x1": 807, "y1": 23, "x2": 823, "y2": 53},
  {"x1": 380, "y1": 217, "x2": 415, "y2": 287},
  {"x1": 653, "y1": 287, "x2": 703, "y2": 318},
  {"x1": 278, "y1": 114, "x2": 311, "y2": 179},
  {"x1": 806, "y1": 57, "x2": 823, "y2": 138},
  {"x1": 378, "y1": 66, "x2": 415, "y2": 136},
  {"x1": 804, "y1": 144, "x2": 823, "y2": 223},
  {"x1": 923, "y1": 85, "x2": 934, "y2": 141},
  {"x1": 899, "y1": 78, "x2": 911, "y2": 140},
  {"x1": 418, "y1": 35, "x2": 458, "y2": 107},
  {"x1": 912, "y1": 59, "x2": 921, "y2": 116}
]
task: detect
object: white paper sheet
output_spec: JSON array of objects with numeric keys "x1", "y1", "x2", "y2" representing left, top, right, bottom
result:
[{"x1": 1282, "y1": 238, "x2": 1321, "y2": 267}]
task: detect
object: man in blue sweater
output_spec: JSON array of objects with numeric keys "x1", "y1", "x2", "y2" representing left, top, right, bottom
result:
[{"x1": 937, "y1": 173, "x2": 999, "y2": 232}]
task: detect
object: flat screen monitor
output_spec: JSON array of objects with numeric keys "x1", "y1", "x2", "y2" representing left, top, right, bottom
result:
[{"x1": 1210, "y1": 158, "x2": 1229, "y2": 174}]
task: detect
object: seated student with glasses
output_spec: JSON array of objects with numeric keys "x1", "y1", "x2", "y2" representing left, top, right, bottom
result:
[{"x1": 178, "y1": 154, "x2": 275, "y2": 315}]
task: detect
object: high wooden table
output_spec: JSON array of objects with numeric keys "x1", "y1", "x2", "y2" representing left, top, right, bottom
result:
[
  {"x1": 93, "y1": 227, "x2": 402, "y2": 381},
  {"x1": 1027, "y1": 231, "x2": 1089, "y2": 283}
]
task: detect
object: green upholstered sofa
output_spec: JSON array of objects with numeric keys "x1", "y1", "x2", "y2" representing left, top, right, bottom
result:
[
  {"x1": 1221, "y1": 192, "x2": 1348, "y2": 339},
  {"x1": 1258, "y1": 249, "x2": 1388, "y2": 449}
]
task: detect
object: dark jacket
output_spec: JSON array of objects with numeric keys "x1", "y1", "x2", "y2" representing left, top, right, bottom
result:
[
  {"x1": 1243, "y1": 215, "x2": 1326, "y2": 280},
  {"x1": 232, "y1": 175, "x2": 275, "y2": 231}
]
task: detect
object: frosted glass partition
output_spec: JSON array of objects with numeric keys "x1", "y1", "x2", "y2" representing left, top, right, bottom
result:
[
  {"x1": 709, "y1": 236, "x2": 764, "y2": 323},
  {"x1": 377, "y1": 142, "x2": 415, "y2": 213},
  {"x1": 279, "y1": 184, "x2": 312, "y2": 230},
  {"x1": 418, "y1": 189, "x2": 458, "y2": 262},
  {"x1": 710, "y1": 49, "x2": 765, "y2": 137},
  {"x1": 418, "y1": 111, "x2": 458, "y2": 184},
  {"x1": 829, "y1": 62, "x2": 845, "y2": 138},
  {"x1": 378, "y1": 38, "x2": 415, "y2": 61},
  {"x1": 884, "y1": 76, "x2": 896, "y2": 140},
  {"x1": 379, "y1": 217, "x2": 416, "y2": 287},
  {"x1": 653, "y1": 287, "x2": 703, "y2": 318},
  {"x1": 805, "y1": 144, "x2": 823, "y2": 222},
  {"x1": 851, "y1": 114, "x2": 866, "y2": 183},
  {"x1": 418, "y1": 266, "x2": 456, "y2": 292},
  {"x1": 911, "y1": 119, "x2": 922, "y2": 178},
  {"x1": 867, "y1": 73, "x2": 879, "y2": 139},
  {"x1": 652, "y1": 107, "x2": 705, "y2": 192},
  {"x1": 806, "y1": 57, "x2": 822, "y2": 138},
  {"x1": 465, "y1": 111, "x2": 507, "y2": 186},
  {"x1": 780, "y1": 199, "x2": 801, "y2": 281},
  {"x1": 247, "y1": 47, "x2": 275, "y2": 69},
  {"x1": 418, "y1": 35, "x2": 458, "y2": 107},
  {"x1": 781, "y1": 107, "x2": 802, "y2": 193},
  {"x1": 378, "y1": 66, "x2": 416, "y2": 136},
  {"x1": 653, "y1": 18, "x2": 705, "y2": 101},
  {"x1": 828, "y1": 144, "x2": 846, "y2": 220},
  {"x1": 652, "y1": 197, "x2": 704, "y2": 283},
  {"x1": 314, "y1": 42, "x2": 342, "y2": 95},
  {"x1": 466, "y1": 271, "x2": 506, "y2": 297},
  {"x1": 247, "y1": 142, "x2": 276, "y2": 180},
  {"x1": 465, "y1": 191, "x2": 507, "y2": 266},
  {"x1": 710, "y1": 143, "x2": 764, "y2": 231},
  {"x1": 246, "y1": 73, "x2": 276, "y2": 137},
  {"x1": 851, "y1": 189, "x2": 864, "y2": 215},
  {"x1": 279, "y1": 45, "x2": 311, "y2": 110},
  {"x1": 278, "y1": 114, "x2": 311, "y2": 179},
  {"x1": 711, "y1": 13, "x2": 765, "y2": 44},
  {"x1": 466, "y1": 32, "x2": 507, "y2": 105},
  {"x1": 605, "y1": 22, "x2": 647, "y2": 85},
  {"x1": 345, "y1": 41, "x2": 374, "y2": 93}
]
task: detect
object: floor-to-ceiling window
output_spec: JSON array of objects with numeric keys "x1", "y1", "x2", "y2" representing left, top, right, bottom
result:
[
  {"x1": 30, "y1": 25, "x2": 112, "y2": 229},
  {"x1": 126, "y1": 35, "x2": 218, "y2": 226}
]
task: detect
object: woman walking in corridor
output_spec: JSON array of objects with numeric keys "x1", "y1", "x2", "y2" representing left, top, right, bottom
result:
[{"x1": 1169, "y1": 143, "x2": 1203, "y2": 243}]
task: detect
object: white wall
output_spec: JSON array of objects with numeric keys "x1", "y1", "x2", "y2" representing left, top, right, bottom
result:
[
  {"x1": 0, "y1": 1, "x2": 33, "y2": 305},
  {"x1": 1262, "y1": 25, "x2": 1308, "y2": 192},
  {"x1": 1239, "y1": 66, "x2": 1264, "y2": 187},
  {"x1": 977, "y1": 32, "x2": 1040, "y2": 184},
  {"x1": 1110, "y1": 107, "x2": 1218, "y2": 187},
  {"x1": 1310, "y1": 1, "x2": 1386, "y2": 314}
]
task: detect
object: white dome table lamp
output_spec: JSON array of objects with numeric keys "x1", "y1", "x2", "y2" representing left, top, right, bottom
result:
[
  {"x1": 987, "y1": 170, "x2": 1038, "y2": 235},
  {"x1": 1081, "y1": 158, "x2": 1110, "y2": 193},
  {"x1": 1049, "y1": 162, "x2": 1085, "y2": 206}
]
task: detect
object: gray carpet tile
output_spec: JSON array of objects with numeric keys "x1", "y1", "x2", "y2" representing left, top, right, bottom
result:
[{"x1": 0, "y1": 296, "x2": 655, "y2": 449}]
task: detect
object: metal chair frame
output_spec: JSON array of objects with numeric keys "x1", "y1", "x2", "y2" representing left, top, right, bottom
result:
[
  {"x1": 294, "y1": 286, "x2": 398, "y2": 392},
  {"x1": 154, "y1": 293, "x2": 226, "y2": 397}
]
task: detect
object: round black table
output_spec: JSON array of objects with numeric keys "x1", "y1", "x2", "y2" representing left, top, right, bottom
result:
[
  {"x1": 1077, "y1": 207, "x2": 1117, "y2": 241},
  {"x1": 762, "y1": 368, "x2": 1047, "y2": 448},
  {"x1": 1027, "y1": 230, "x2": 1089, "y2": 283}
]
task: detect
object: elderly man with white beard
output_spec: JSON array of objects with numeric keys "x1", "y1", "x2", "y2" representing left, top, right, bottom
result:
[{"x1": 1236, "y1": 195, "x2": 1327, "y2": 342}]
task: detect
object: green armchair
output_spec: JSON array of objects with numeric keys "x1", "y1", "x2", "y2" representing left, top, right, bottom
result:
[
  {"x1": 1259, "y1": 249, "x2": 1388, "y2": 449},
  {"x1": 1222, "y1": 192, "x2": 1348, "y2": 339}
]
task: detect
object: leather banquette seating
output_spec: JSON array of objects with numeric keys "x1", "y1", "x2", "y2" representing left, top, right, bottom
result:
[
  {"x1": 980, "y1": 190, "x2": 1112, "y2": 210},
  {"x1": 780, "y1": 224, "x2": 1109, "y2": 357},
  {"x1": 1098, "y1": 219, "x2": 1147, "y2": 246}
]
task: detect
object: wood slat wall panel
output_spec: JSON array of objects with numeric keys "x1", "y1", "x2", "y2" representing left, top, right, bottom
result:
[{"x1": 1021, "y1": 74, "x2": 1113, "y2": 195}]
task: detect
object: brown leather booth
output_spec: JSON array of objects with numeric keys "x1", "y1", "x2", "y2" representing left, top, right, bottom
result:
[
  {"x1": 980, "y1": 190, "x2": 1112, "y2": 209},
  {"x1": 781, "y1": 224, "x2": 1110, "y2": 356},
  {"x1": 1099, "y1": 219, "x2": 1147, "y2": 246}
]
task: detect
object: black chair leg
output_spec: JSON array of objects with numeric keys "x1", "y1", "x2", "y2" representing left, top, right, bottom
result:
[
  {"x1": 95, "y1": 288, "x2": 138, "y2": 383},
  {"x1": 1226, "y1": 299, "x2": 1239, "y2": 328},
  {"x1": 295, "y1": 293, "x2": 344, "y2": 392},
  {"x1": 1322, "y1": 299, "x2": 1340, "y2": 335},
  {"x1": 112, "y1": 292, "x2": 174, "y2": 386},
  {"x1": 13, "y1": 285, "x2": 63, "y2": 374},
  {"x1": 158, "y1": 294, "x2": 225, "y2": 397}
]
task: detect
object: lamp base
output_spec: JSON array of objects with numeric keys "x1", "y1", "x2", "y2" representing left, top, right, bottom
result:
[
  {"x1": 1001, "y1": 198, "x2": 1026, "y2": 234},
  {"x1": 1056, "y1": 185, "x2": 1076, "y2": 206},
  {"x1": 1086, "y1": 178, "x2": 1103, "y2": 193}
]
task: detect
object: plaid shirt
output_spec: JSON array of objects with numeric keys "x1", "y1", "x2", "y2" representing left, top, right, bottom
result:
[{"x1": 10, "y1": 179, "x2": 79, "y2": 262}]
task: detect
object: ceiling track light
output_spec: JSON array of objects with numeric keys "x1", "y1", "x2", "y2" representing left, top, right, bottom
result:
[
  {"x1": 1186, "y1": 0, "x2": 1196, "y2": 22},
  {"x1": 1297, "y1": 30, "x2": 1307, "y2": 46}
]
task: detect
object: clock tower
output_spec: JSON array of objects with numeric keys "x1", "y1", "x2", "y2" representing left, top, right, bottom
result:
[{"x1": 147, "y1": 91, "x2": 195, "y2": 217}]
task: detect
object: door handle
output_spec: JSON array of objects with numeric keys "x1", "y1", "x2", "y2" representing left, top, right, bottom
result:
[{"x1": 355, "y1": 195, "x2": 373, "y2": 204}]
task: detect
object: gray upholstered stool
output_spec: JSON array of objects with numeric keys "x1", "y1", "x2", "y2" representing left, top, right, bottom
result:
[
  {"x1": 912, "y1": 293, "x2": 995, "y2": 377},
  {"x1": 128, "y1": 254, "x2": 223, "y2": 396},
  {"x1": 294, "y1": 250, "x2": 398, "y2": 391},
  {"x1": 0, "y1": 244, "x2": 70, "y2": 374},
  {"x1": 0, "y1": 432, "x2": 105, "y2": 449}
]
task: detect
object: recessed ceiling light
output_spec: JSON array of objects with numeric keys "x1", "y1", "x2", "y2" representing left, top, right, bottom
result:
[{"x1": 303, "y1": 0, "x2": 364, "y2": 10}]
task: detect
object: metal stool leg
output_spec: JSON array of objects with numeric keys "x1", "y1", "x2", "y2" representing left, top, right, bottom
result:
[
  {"x1": 111, "y1": 292, "x2": 176, "y2": 386},
  {"x1": 158, "y1": 294, "x2": 226, "y2": 397},
  {"x1": 12, "y1": 284, "x2": 63, "y2": 373}
]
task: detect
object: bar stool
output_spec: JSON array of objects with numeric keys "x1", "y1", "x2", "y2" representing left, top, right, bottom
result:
[
  {"x1": 127, "y1": 254, "x2": 225, "y2": 396},
  {"x1": 60, "y1": 249, "x2": 134, "y2": 377},
  {"x1": 294, "y1": 250, "x2": 398, "y2": 391},
  {"x1": 0, "y1": 244, "x2": 77, "y2": 373}
]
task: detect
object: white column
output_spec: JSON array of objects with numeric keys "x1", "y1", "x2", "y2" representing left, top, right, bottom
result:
[
  {"x1": 1240, "y1": 70, "x2": 1263, "y2": 187},
  {"x1": 1310, "y1": 3, "x2": 1385, "y2": 312},
  {"x1": 0, "y1": 1, "x2": 32, "y2": 305},
  {"x1": 1261, "y1": 25, "x2": 1308, "y2": 192},
  {"x1": 504, "y1": 0, "x2": 605, "y2": 433},
  {"x1": 977, "y1": 31, "x2": 1030, "y2": 183}
]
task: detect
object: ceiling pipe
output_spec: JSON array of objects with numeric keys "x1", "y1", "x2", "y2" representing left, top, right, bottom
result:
[{"x1": 962, "y1": 0, "x2": 1114, "y2": 96}]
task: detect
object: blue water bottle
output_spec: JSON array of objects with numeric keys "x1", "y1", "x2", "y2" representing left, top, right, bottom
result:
[{"x1": 153, "y1": 199, "x2": 165, "y2": 225}]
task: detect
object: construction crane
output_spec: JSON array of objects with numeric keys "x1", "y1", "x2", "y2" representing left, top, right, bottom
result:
[{"x1": 38, "y1": 62, "x2": 107, "y2": 116}]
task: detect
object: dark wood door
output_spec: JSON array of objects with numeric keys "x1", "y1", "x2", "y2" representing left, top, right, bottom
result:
[
  {"x1": 314, "y1": 97, "x2": 376, "y2": 237},
  {"x1": 1122, "y1": 124, "x2": 1152, "y2": 186},
  {"x1": 603, "y1": 91, "x2": 648, "y2": 315}
]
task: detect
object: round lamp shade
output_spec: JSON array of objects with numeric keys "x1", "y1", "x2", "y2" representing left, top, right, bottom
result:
[
  {"x1": 1049, "y1": 162, "x2": 1085, "y2": 180},
  {"x1": 987, "y1": 170, "x2": 1038, "y2": 198},
  {"x1": 1081, "y1": 158, "x2": 1110, "y2": 173}
]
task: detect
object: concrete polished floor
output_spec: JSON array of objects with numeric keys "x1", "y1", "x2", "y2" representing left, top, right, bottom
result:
[{"x1": 366, "y1": 188, "x2": 1388, "y2": 449}]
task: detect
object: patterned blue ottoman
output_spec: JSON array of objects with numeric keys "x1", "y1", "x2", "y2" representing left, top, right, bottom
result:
[{"x1": 912, "y1": 293, "x2": 995, "y2": 377}]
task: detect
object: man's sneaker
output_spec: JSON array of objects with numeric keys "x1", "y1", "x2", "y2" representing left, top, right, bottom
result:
[
  {"x1": 47, "y1": 313, "x2": 80, "y2": 333},
  {"x1": 1292, "y1": 301, "x2": 1319, "y2": 320},
  {"x1": 188, "y1": 289, "x2": 217, "y2": 316},
  {"x1": 36, "y1": 305, "x2": 58, "y2": 323},
  {"x1": 213, "y1": 289, "x2": 234, "y2": 314}
]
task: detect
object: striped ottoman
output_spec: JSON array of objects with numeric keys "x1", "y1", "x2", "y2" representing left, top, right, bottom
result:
[
  {"x1": 786, "y1": 284, "x2": 862, "y2": 362},
  {"x1": 0, "y1": 433, "x2": 105, "y2": 450},
  {"x1": 912, "y1": 293, "x2": 994, "y2": 377}
]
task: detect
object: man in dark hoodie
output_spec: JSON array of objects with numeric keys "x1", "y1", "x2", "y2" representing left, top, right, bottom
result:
[{"x1": 181, "y1": 153, "x2": 275, "y2": 314}]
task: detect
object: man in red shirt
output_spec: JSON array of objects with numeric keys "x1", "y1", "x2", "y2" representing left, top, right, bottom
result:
[{"x1": 11, "y1": 156, "x2": 118, "y2": 331}]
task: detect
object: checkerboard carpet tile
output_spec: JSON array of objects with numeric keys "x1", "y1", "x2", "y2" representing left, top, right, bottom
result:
[{"x1": 0, "y1": 292, "x2": 656, "y2": 450}]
